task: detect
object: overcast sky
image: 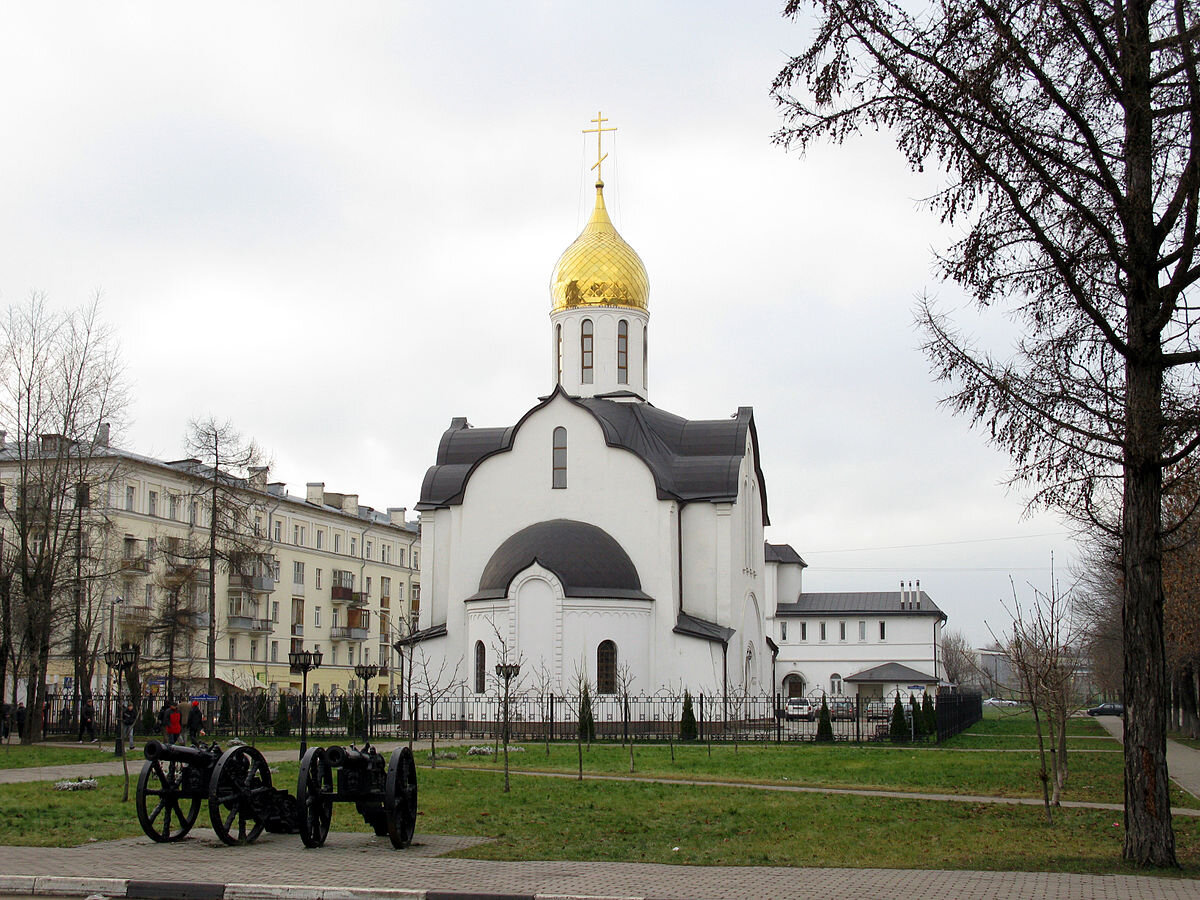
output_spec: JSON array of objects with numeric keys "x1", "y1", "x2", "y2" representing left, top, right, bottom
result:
[{"x1": 0, "y1": 2, "x2": 1084, "y2": 648}]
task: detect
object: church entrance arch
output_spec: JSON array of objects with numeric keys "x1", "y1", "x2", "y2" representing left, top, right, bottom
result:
[{"x1": 782, "y1": 673, "x2": 806, "y2": 697}]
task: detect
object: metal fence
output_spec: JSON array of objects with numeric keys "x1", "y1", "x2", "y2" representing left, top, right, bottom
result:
[{"x1": 15, "y1": 688, "x2": 983, "y2": 745}]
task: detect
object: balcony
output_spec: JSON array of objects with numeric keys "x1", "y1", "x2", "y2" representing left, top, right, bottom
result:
[
  {"x1": 291, "y1": 624, "x2": 304, "y2": 637},
  {"x1": 350, "y1": 591, "x2": 369, "y2": 607},
  {"x1": 118, "y1": 604, "x2": 153, "y2": 624},
  {"x1": 119, "y1": 556, "x2": 149, "y2": 574},
  {"x1": 227, "y1": 615, "x2": 272, "y2": 633},
  {"x1": 229, "y1": 573, "x2": 275, "y2": 593},
  {"x1": 331, "y1": 585, "x2": 353, "y2": 603},
  {"x1": 290, "y1": 581, "x2": 305, "y2": 598},
  {"x1": 330, "y1": 626, "x2": 369, "y2": 641}
]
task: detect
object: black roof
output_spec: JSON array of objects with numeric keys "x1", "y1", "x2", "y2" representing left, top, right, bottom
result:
[
  {"x1": 673, "y1": 611, "x2": 735, "y2": 644},
  {"x1": 776, "y1": 591, "x2": 946, "y2": 619},
  {"x1": 765, "y1": 542, "x2": 806, "y2": 566},
  {"x1": 845, "y1": 662, "x2": 936, "y2": 683},
  {"x1": 468, "y1": 519, "x2": 652, "y2": 602},
  {"x1": 417, "y1": 387, "x2": 768, "y2": 523}
]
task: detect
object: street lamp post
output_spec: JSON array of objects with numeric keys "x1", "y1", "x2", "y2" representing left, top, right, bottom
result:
[
  {"x1": 288, "y1": 647, "x2": 323, "y2": 759},
  {"x1": 103, "y1": 643, "x2": 139, "y2": 802},
  {"x1": 354, "y1": 661, "x2": 379, "y2": 745},
  {"x1": 495, "y1": 662, "x2": 521, "y2": 793}
]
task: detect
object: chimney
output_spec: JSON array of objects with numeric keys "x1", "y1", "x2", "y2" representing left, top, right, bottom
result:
[
  {"x1": 387, "y1": 507, "x2": 407, "y2": 526},
  {"x1": 342, "y1": 494, "x2": 359, "y2": 517},
  {"x1": 267, "y1": 482, "x2": 286, "y2": 498},
  {"x1": 248, "y1": 466, "x2": 269, "y2": 490},
  {"x1": 306, "y1": 482, "x2": 325, "y2": 506},
  {"x1": 0, "y1": 430, "x2": 7, "y2": 449},
  {"x1": 916, "y1": 579, "x2": 921, "y2": 609},
  {"x1": 96, "y1": 423, "x2": 110, "y2": 447}
]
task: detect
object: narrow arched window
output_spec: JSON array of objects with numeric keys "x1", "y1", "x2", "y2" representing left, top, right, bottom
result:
[
  {"x1": 552, "y1": 427, "x2": 567, "y2": 489},
  {"x1": 556, "y1": 324, "x2": 563, "y2": 384},
  {"x1": 831, "y1": 673, "x2": 843, "y2": 696},
  {"x1": 642, "y1": 324, "x2": 648, "y2": 390},
  {"x1": 617, "y1": 320, "x2": 628, "y2": 384},
  {"x1": 597, "y1": 640, "x2": 617, "y2": 694},
  {"x1": 581, "y1": 319, "x2": 594, "y2": 384},
  {"x1": 474, "y1": 641, "x2": 486, "y2": 693}
]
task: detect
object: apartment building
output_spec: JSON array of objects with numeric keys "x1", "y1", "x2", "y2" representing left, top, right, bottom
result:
[{"x1": 3, "y1": 433, "x2": 419, "y2": 699}]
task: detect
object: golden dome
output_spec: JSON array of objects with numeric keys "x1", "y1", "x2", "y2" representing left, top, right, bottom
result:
[{"x1": 550, "y1": 182, "x2": 649, "y2": 313}]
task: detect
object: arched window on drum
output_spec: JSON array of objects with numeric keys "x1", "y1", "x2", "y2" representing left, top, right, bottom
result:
[{"x1": 597, "y1": 640, "x2": 617, "y2": 694}]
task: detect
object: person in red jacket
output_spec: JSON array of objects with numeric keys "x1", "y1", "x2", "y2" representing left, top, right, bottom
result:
[{"x1": 165, "y1": 701, "x2": 182, "y2": 745}]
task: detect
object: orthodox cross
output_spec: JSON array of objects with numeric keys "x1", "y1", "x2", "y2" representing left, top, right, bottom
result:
[{"x1": 582, "y1": 111, "x2": 617, "y2": 183}]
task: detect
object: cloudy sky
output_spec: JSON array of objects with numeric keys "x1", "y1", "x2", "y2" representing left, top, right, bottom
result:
[{"x1": 0, "y1": 2, "x2": 1083, "y2": 647}]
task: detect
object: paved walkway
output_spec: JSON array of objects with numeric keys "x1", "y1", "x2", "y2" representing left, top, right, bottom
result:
[{"x1": 1091, "y1": 716, "x2": 1200, "y2": 799}]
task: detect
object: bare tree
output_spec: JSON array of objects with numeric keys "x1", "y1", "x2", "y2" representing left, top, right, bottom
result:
[
  {"x1": 530, "y1": 656, "x2": 555, "y2": 756},
  {"x1": 774, "y1": 0, "x2": 1200, "y2": 866},
  {"x1": 615, "y1": 663, "x2": 636, "y2": 773},
  {"x1": 183, "y1": 419, "x2": 270, "y2": 699},
  {"x1": 0, "y1": 295, "x2": 127, "y2": 742},
  {"x1": 487, "y1": 622, "x2": 526, "y2": 793},
  {"x1": 563, "y1": 659, "x2": 593, "y2": 781},
  {"x1": 941, "y1": 631, "x2": 979, "y2": 687},
  {"x1": 410, "y1": 644, "x2": 463, "y2": 767}
]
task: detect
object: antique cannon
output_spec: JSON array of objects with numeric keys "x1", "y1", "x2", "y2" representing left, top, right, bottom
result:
[
  {"x1": 136, "y1": 740, "x2": 300, "y2": 846},
  {"x1": 297, "y1": 743, "x2": 417, "y2": 849},
  {"x1": 136, "y1": 740, "x2": 221, "y2": 842}
]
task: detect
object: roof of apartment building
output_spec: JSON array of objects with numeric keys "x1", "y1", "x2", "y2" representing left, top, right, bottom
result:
[{"x1": 776, "y1": 590, "x2": 946, "y2": 619}]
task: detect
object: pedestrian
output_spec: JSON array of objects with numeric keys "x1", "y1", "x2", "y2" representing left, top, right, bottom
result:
[
  {"x1": 187, "y1": 700, "x2": 205, "y2": 746},
  {"x1": 77, "y1": 698, "x2": 97, "y2": 743},
  {"x1": 0, "y1": 703, "x2": 9, "y2": 742},
  {"x1": 121, "y1": 701, "x2": 137, "y2": 750},
  {"x1": 158, "y1": 700, "x2": 171, "y2": 741},
  {"x1": 165, "y1": 701, "x2": 182, "y2": 746},
  {"x1": 15, "y1": 702, "x2": 26, "y2": 741},
  {"x1": 41, "y1": 700, "x2": 49, "y2": 736}
]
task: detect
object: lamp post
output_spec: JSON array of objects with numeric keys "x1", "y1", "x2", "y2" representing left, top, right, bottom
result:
[
  {"x1": 288, "y1": 646, "x2": 323, "y2": 759},
  {"x1": 354, "y1": 661, "x2": 379, "y2": 745},
  {"x1": 495, "y1": 662, "x2": 521, "y2": 793},
  {"x1": 103, "y1": 643, "x2": 139, "y2": 802}
]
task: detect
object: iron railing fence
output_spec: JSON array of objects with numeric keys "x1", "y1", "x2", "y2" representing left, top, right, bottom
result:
[{"x1": 18, "y1": 689, "x2": 981, "y2": 745}]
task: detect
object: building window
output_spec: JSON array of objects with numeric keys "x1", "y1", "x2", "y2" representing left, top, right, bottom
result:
[
  {"x1": 556, "y1": 323, "x2": 563, "y2": 383},
  {"x1": 271, "y1": 641, "x2": 278, "y2": 662},
  {"x1": 148, "y1": 491, "x2": 157, "y2": 517},
  {"x1": 228, "y1": 637, "x2": 237, "y2": 660},
  {"x1": 366, "y1": 541, "x2": 372, "y2": 560},
  {"x1": 879, "y1": 621, "x2": 886, "y2": 640},
  {"x1": 314, "y1": 606, "x2": 321, "y2": 627},
  {"x1": 316, "y1": 530, "x2": 324, "y2": 550},
  {"x1": 858, "y1": 620, "x2": 866, "y2": 641},
  {"x1": 365, "y1": 576, "x2": 372, "y2": 597},
  {"x1": 581, "y1": 319, "x2": 594, "y2": 384},
  {"x1": 414, "y1": 552, "x2": 419, "y2": 570},
  {"x1": 272, "y1": 601, "x2": 279, "y2": 623},
  {"x1": 412, "y1": 583, "x2": 420, "y2": 602},
  {"x1": 273, "y1": 521, "x2": 282, "y2": 542},
  {"x1": 839, "y1": 621, "x2": 847, "y2": 642},
  {"x1": 398, "y1": 548, "x2": 405, "y2": 567},
  {"x1": 190, "y1": 500, "x2": 198, "y2": 525},
  {"x1": 382, "y1": 544, "x2": 390, "y2": 564},
  {"x1": 350, "y1": 537, "x2": 357, "y2": 557},
  {"x1": 293, "y1": 561, "x2": 304, "y2": 584},
  {"x1": 315, "y1": 568, "x2": 322, "y2": 589},
  {"x1": 169, "y1": 495, "x2": 179, "y2": 520},
  {"x1": 831, "y1": 673, "x2": 843, "y2": 695},
  {"x1": 334, "y1": 533, "x2": 342, "y2": 554},
  {"x1": 332, "y1": 644, "x2": 338, "y2": 665},
  {"x1": 780, "y1": 621, "x2": 788, "y2": 641},
  {"x1": 597, "y1": 640, "x2": 617, "y2": 694},
  {"x1": 474, "y1": 641, "x2": 486, "y2": 693},
  {"x1": 617, "y1": 320, "x2": 628, "y2": 384},
  {"x1": 800, "y1": 622, "x2": 807, "y2": 641},
  {"x1": 819, "y1": 622, "x2": 827, "y2": 641},
  {"x1": 125, "y1": 485, "x2": 135, "y2": 511},
  {"x1": 332, "y1": 608, "x2": 340, "y2": 628},
  {"x1": 381, "y1": 576, "x2": 390, "y2": 599},
  {"x1": 250, "y1": 640, "x2": 258, "y2": 661},
  {"x1": 552, "y1": 427, "x2": 567, "y2": 489}
]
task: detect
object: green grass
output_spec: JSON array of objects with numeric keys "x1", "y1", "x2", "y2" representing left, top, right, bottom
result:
[
  {"x1": 0, "y1": 742, "x2": 119, "y2": 769},
  {"x1": 2, "y1": 766, "x2": 1199, "y2": 877}
]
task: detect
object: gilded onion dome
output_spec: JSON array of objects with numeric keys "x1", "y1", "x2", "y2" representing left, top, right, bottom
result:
[{"x1": 550, "y1": 181, "x2": 649, "y2": 312}]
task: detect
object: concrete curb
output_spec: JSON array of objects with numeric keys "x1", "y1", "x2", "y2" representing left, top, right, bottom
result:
[{"x1": 0, "y1": 876, "x2": 655, "y2": 900}]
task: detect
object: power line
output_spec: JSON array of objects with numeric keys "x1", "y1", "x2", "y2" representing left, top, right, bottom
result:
[{"x1": 802, "y1": 532, "x2": 1071, "y2": 554}]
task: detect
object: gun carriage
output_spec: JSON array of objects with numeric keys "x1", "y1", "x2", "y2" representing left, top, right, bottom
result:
[
  {"x1": 297, "y1": 742, "x2": 417, "y2": 849},
  {"x1": 136, "y1": 740, "x2": 299, "y2": 846}
]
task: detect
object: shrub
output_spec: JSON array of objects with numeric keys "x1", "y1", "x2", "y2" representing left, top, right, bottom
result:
[
  {"x1": 273, "y1": 698, "x2": 291, "y2": 737},
  {"x1": 816, "y1": 696, "x2": 834, "y2": 742},
  {"x1": 219, "y1": 691, "x2": 231, "y2": 730},
  {"x1": 889, "y1": 694, "x2": 908, "y2": 743},
  {"x1": 350, "y1": 694, "x2": 364, "y2": 736},
  {"x1": 680, "y1": 690, "x2": 698, "y2": 741},
  {"x1": 923, "y1": 692, "x2": 937, "y2": 737},
  {"x1": 909, "y1": 694, "x2": 925, "y2": 738},
  {"x1": 579, "y1": 684, "x2": 595, "y2": 742},
  {"x1": 141, "y1": 707, "x2": 156, "y2": 736},
  {"x1": 314, "y1": 694, "x2": 329, "y2": 727}
]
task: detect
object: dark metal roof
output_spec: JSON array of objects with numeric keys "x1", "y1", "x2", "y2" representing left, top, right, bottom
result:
[
  {"x1": 845, "y1": 662, "x2": 936, "y2": 683},
  {"x1": 393, "y1": 622, "x2": 447, "y2": 647},
  {"x1": 776, "y1": 591, "x2": 945, "y2": 619},
  {"x1": 416, "y1": 386, "x2": 769, "y2": 523},
  {"x1": 764, "y1": 542, "x2": 806, "y2": 566},
  {"x1": 673, "y1": 611, "x2": 735, "y2": 644},
  {"x1": 467, "y1": 519, "x2": 652, "y2": 601}
]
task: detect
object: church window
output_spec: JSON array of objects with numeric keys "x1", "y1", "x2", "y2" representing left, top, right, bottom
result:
[
  {"x1": 839, "y1": 621, "x2": 846, "y2": 641},
  {"x1": 581, "y1": 319, "x2": 594, "y2": 384},
  {"x1": 556, "y1": 324, "x2": 563, "y2": 384},
  {"x1": 858, "y1": 620, "x2": 866, "y2": 641},
  {"x1": 819, "y1": 621, "x2": 827, "y2": 641},
  {"x1": 780, "y1": 621, "x2": 788, "y2": 641},
  {"x1": 642, "y1": 324, "x2": 648, "y2": 390},
  {"x1": 800, "y1": 622, "x2": 807, "y2": 641},
  {"x1": 474, "y1": 641, "x2": 486, "y2": 693},
  {"x1": 879, "y1": 621, "x2": 886, "y2": 640},
  {"x1": 831, "y1": 673, "x2": 843, "y2": 695},
  {"x1": 597, "y1": 640, "x2": 617, "y2": 694},
  {"x1": 552, "y1": 427, "x2": 567, "y2": 489},
  {"x1": 617, "y1": 320, "x2": 628, "y2": 384}
]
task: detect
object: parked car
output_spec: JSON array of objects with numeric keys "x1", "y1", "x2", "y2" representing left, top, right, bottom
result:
[
  {"x1": 784, "y1": 697, "x2": 815, "y2": 721},
  {"x1": 985, "y1": 697, "x2": 1022, "y2": 707},
  {"x1": 865, "y1": 700, "x2": 892, "y2": 720},
  {"x1": 830, "y1": 700, "x2": 856, "y2": 721},
  {"x1": 1087, "y1": 702, "x2": 1124, "y2": 717}
]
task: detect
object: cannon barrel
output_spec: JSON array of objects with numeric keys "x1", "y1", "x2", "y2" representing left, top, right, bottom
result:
[
  {"x1": 325, "y1": 744, "x2": 380, "y2": 768},
  {"x1": 143, "y1": 739, "x2": 219, "y2": 765}
]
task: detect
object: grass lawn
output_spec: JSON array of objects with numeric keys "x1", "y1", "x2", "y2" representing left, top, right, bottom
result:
[
  {"x1": 2, "y1": 765, "x2": 1199, "y2": 877},
  {"x1": 0, "y1": 742, "x2": 118, "y2": 769}
]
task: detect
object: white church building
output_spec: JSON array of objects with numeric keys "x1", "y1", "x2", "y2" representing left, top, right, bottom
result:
[{"x1": 410, "y1": 124, "x2": 946, "y2": 700}]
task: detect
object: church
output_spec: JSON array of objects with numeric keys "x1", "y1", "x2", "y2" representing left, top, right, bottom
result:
[{"x1": 411, "y1": 117, "x2": 946, "y2": 700}]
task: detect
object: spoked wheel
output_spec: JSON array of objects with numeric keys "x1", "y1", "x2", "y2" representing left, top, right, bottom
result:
[
  {"x1": 136, "y1": 758, "x2": 201, "y2": 842},
  {"x1": 384, "y1": 746, "x2": 418, "y2": 849},
  {"x1": 209, "y1": 745, "x2": 272, "y2": 845},
  {"x1": 297, "y1": 746, "x2": 333, "y2": 848}
]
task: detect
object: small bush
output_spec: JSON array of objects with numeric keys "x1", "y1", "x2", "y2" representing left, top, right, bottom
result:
[
  {"x1": 314, "y1": 694, "x2": 329, "y2": 727},
  {"x1": 890, "y1": 694, "x2": 908, "y2": 743},
  {"x1": 579, "y1": 684, "x2": 595, "y2": 743},
  {"x1": 273, "y1": 699, "x2": 291, "y2": 737},
  {"x1": 922, "y1": 692, "x2": 937, "y2": 736},
  {"x1": 816, "y1": 696, "x2": 834, "y2": 742},
  {"x1": 909, "y1": 694, "x2": 925, "y2": 738},
  {"x1": 680, "y1": 690, "x2": 698, "y2": 741},
  {"x1": 219, "y1": 691, "x2": 231, "y2": 729}
]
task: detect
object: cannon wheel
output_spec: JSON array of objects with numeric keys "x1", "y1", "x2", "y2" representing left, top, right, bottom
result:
[
  {"x1": 384, "y1": 746, "x2": 418, "y2": 849},
  {"x1": 136, "y1": 758, "x2": 201, "y2": 842},
  {"x1": 297, "y1": 747, "x2": 333, "y2": 848},
  {"x1": 209, "y1": 745, "x2": 272, "y2": 845}
]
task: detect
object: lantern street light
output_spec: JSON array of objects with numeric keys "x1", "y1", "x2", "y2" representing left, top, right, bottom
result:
[
  {"x1": 354, "y1": 661, "x2": 379, "y2": 745},
  {"x1": 288, "y1": 646, "x2": 323, "y2": 759},
  {"x1": 103, "y1": 643, "x2": 139, "y2": 801},
  {"x1": 495, "y1": 662, "x2": 521, "y2": 793}
]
